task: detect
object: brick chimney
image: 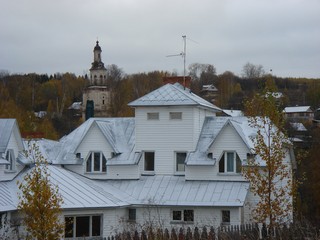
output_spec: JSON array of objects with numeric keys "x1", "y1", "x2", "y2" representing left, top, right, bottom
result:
[{"x1": 163, "y1": 76, "x2": 191, "y2": 88}]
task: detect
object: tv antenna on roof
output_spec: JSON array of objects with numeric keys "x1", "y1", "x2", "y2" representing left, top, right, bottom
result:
[{"x1": 166, "y1": 35, "x2": 187, "y2": 87}]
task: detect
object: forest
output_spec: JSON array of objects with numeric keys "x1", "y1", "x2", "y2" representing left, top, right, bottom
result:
[{"x1": 1, "y1": 62, "x2": 320, "y2": 225}]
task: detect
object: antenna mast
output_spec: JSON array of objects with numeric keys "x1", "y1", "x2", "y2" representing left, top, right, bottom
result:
[
  {"x1": 166, "y1": 35, "x2": 187, "y2": 88},
  {"x1": 182, "y1": 35, "x2": 186, "y2": 88}
]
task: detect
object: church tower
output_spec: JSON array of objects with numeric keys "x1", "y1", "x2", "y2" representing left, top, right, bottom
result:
[
  {"x1": 83, "y1": 41, "x2": 110, "y2": 119},
  {"x1": 89, "y1": 41, "x2": 107, "y2": 85}
]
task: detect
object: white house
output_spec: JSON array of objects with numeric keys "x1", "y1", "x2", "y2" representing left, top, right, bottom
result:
[{"x1": 0, "y1": 83, "x2": 295, "y2": 239}]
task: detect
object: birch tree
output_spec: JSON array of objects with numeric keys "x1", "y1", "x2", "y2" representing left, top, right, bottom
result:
[
  {"x1": 17, "y1": 143, "x2": 64, "y2": 240},
  {"x1": 243, "y1": 82, "x2": 293, "y2": 227}
]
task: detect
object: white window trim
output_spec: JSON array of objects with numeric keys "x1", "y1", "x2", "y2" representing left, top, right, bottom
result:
[
  {"x1": 219, "y1": 151, "x2": 241, "y2": 174},
  {"x1": 171, "y1": 209, "x2": 194, "y2": 224},
  {"x1": 175, "y1": 151, "x2": 186, "y2": 175},
  {"x1": 4, "y1": 149, "x2": 16, "y2": 173},
  {"x1": 85, "y1": 151, "x2": 107, "y2": 174}
]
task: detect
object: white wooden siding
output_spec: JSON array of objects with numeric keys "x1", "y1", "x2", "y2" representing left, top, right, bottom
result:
[
  {"x1": 107, "y1": 165, "x2": 140, "y2": 179},
  {"x1": 70, "y1": 123, "x2": 114, "y2": 179},
  {"x1": 127, "y1": 206, "x2": 242, "y2": 232},
  {"x1": 135, "y1": 107, "x2": 197, "y2": 175},
  {"x1": 209, "y1": 124, "x2": 249, "y2": 181}
]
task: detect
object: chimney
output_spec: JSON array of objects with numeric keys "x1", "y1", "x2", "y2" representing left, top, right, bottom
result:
[{"x1": 163, "y1": 76, "x2": 191, "y2": 88}]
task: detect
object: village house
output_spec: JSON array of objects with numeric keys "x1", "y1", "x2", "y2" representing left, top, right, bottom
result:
[{"x1": 0, "y1": 82, "x2": 295, "y2": 239}]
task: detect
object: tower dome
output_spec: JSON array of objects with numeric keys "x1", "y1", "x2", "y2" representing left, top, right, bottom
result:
[{"x1": 89, "y1": 41, "x2": 107, "y2": 86}]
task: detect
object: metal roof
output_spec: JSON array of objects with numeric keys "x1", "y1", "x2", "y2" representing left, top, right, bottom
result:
[
  {"x1": 0, "y1": 165, "x2": 130, "y2": 212},
  {"x1": 284, "y1": 106, "x2": 312, "y2": 113},
  {"x1": 0, "y1": 166, "x2": 249, "y2": 212},
  {"x1": 128, "y1": 83, "x2": 221, "y2": 111},
  {"x1": 106, "y1": 175, "x2": 249, "y2": 207}
]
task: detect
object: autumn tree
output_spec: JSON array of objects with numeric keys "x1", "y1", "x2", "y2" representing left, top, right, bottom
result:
[
  {"x1": 243, "y1": 81, "x2": 294, "y2": 227},
  {"x1": 17, "y1": 143, "x2": 64, "y2": 239}
]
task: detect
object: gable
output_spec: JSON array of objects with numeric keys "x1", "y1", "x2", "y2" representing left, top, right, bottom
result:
[
  {"x1": 210, "y1": 123, "x2": 250, "y2": 158},
  {"x1": 0, "y1": 119, "x2": 23, "y2": 154},
  {"x1": 76, "y1": 122, "x2": 113, "y2": 159}
]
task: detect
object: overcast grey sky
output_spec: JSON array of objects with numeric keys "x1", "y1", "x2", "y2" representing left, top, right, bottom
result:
[{"x1": 1, "y1": 0, "x2": 319, "y2": 78}]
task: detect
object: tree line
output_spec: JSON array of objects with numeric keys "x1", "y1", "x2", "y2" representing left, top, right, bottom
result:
[{"x1": 1, "y1": 63, "x2": 319, "y2": 139}]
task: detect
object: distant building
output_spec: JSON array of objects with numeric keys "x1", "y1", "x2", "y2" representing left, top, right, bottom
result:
[
  {"x1": 283, "y1": 106, "x2": 314, "y2": 122},
  {"x1": 82, "y1": 41, "x2": 111, "y2": 119}
]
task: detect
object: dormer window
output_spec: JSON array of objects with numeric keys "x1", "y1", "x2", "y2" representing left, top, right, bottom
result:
[
  {"x1": 86, "y1": 151, "x2": 106, "y2": 173},
  {"x1": 219, "y1": 151, "x2": 241, "y2": 173},
  {"x1": 5, "y1": 149, "x2": 15, "y2": 171}
]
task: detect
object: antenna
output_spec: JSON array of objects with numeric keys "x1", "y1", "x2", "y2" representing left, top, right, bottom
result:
[{"x1": 166, "y1": 35, "x2": 187, "y2": 88}]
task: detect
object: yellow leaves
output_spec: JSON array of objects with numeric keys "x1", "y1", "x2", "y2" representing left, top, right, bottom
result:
[
  {"x1": 243, "y1": 85, "x2": 294, "y2": 227},
  {"x1": 17, "y1": 142, "x2": 64, "y2": 240}
]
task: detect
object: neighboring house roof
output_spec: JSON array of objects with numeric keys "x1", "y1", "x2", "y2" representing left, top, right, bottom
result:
[
  {"x1": 290, "y1": 122, "x2": 307, "y2": 131},
  {"x1": 55, "y1": 118, "x2": 136, "y2": 165},
  {"x1": 201, "y1": 84, "x2": 218, "y2": 92},
  {"x1": 106, "y1": 175, "x2": 249, "y2": 207},
  {"x1": 284, "y1": 106, "x2": 313, "y2": 113},
  {"x1": 68, "y1": 102, "x2": 82, "y2": 110},
  {"x1": 222, "y1": 109, "x2": 243, "y2": 117},
  {"x1": 128, "y1": 83, "x2": 221, "y2": 112}
]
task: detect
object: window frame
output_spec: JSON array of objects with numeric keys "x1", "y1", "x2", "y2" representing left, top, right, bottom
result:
[
  {"x1": 175, "y1": 152, "x2": 187, "y2": 175},
  {"x1": 128, "y1": 208, "x2": 136, "y2": 222},
  {"x1": 221, "y1": 210, "x2": 231, "y2": 225},
  {"x1": 64, "y1": 215, "x2": 102, "y2": 239},
  {"x1": 218, "y1": 151, "x2": 241, "y2": 174},
  {"x1": 169, "y1": 112, "x2": 182, "y2": 120},
  {"x1": 143, "y1": 151, "x2": 155, "y2": 174},
  {"x1": 171, "y1": 209, "x2": 194, "y2": 224},
  {"x1": 147, "y1": 112, "x2": 159, "y2": 120},
  {"x1": 85, "y1": 151, "x2": 107, "y2": 173},
  {"x1": 5, "y1": 149, "x2": 15, "y2": 172}
]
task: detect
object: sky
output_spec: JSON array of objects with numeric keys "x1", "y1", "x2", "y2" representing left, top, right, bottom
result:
[{"x1": 1, "y1": 0, "x2": 319, "y2": 78}]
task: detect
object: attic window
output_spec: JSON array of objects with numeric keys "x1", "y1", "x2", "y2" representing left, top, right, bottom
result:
[
  {"x1": 86, "y1": 151, "x2": 107, "y2": 173},
  {"x1": 147, "y1": 112, "x2": 159, "y2": 120},
  {"x1": 219, "y1": 151, "x2": 241, "y2": 173},
  {"x1": 5, "y1": 149, "x2": 15, "y2": 172},
  {"x1": 170, "y1": 112, "x2": 182, "y2": 120}
]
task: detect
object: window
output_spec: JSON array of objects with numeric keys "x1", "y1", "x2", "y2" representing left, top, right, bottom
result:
[
  {"x1": 147, "y1": 112, "x2": 159, "y2": 120},
  {"x1": 219, "y1": 151, "x2": 241, "y2": 173},
  {"x1": 221, "y1": 210, "x2": 230, "y2": 225},
  {"x1": 86, "y1": 151, "x2": 106, "y2": 173},
  {"x1": 5, "y1": 149, "x2": 15, "y2": 171},
  {"x1": 128, "y1": 208, "x2": 136, "y2": 221},
  {"x1": 172, "y1": 210, "x2": 194, "y2": 223},
  {"x1": 170, "y1": 112, "x2": 182, "y2": 120},
  {"x1": 144, "y1": 152, "x2": 155, "y2": 172},
  {"x1": 176, "y1": 152, "x2": 186, "y2": 173},
  {"x1": 64, "y1": 215, "x2": 101, "y2": 238}
]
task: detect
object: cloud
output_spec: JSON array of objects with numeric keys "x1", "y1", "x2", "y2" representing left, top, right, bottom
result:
[{"x1": 0, "y1": 0, "x2": 319, "y2": 77}]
